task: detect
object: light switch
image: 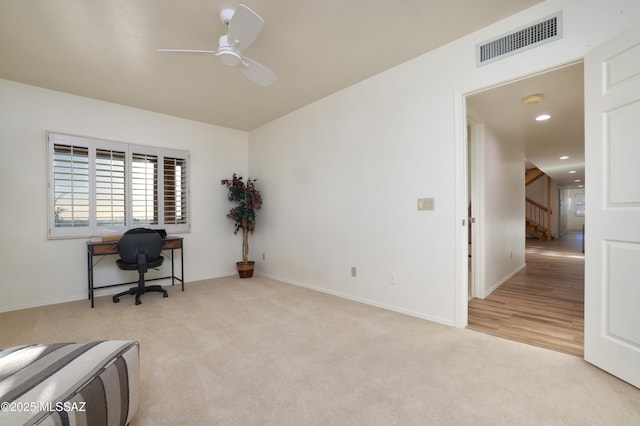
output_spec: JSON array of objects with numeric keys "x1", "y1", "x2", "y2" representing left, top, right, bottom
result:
[{"x1": 417, "y1": 197, "x2": 435, "y2": 211}]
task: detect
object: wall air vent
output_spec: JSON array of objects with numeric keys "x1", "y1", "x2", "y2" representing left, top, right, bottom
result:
[{"x1": 477, "y1": 12, "x2": 562, "y2": 66}]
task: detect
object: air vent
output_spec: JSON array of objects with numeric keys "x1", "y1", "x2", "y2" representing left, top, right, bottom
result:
[{"x1": 477, "y1": 12, "x2": 562, "y2": 66}]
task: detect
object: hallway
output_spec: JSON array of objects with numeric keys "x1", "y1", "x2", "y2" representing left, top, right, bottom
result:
[{"x1": 467, "y1": 230, "x2": 585, "y2": 357}]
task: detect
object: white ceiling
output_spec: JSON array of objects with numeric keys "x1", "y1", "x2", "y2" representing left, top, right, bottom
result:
[
  {"x1": 0, "y1": 0, "x2": 542, "y2": 131},
  {"x1": 467, "y1": 62, "x2": 585, "y2": 188},
  {"x1": 2, "y1": 1, "x2": 580, "y2": 187}
]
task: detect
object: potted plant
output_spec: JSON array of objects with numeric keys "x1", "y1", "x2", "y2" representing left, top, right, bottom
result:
[{"x1": 221, "y1": 173, "x2": 263, "y2": 278}]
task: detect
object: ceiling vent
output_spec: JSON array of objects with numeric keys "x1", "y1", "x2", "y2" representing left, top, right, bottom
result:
[{"x1": 477, "y1": 12, "x2": 562, "y2": 66}]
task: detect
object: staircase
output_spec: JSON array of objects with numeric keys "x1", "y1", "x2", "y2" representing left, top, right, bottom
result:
[
  {"x1": 525, "y1": 168, "x2": 552, "y2": 241},
  {"x1": 526, "y1": 197, "x2": 551, "y2": 240}
]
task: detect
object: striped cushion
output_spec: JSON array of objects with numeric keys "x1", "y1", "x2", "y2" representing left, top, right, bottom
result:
[{"x1": 0, "y1": 340, "x2": 139, "y2": 426}]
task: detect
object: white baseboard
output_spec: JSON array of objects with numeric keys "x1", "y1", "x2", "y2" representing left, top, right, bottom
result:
[
  {"x1": 482, "y1": 262, "x2": 526, "y2": 298},
  {"x1": 259, "y1": 273, "x2": 456, "y2": 327}
]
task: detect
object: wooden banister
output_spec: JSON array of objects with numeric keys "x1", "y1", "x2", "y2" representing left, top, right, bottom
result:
[
  {"x1": 525, "y1": 168, "x2": 553, "y2": 241},
  {"x1": 525, "y1": 197, "x2": 549, "y2": 212},
  {"x1": 525, "y1": 168, "x2": 545, "y2": 186},
  {"x1": 525, "y1": 197, "x2": 552, "y2": 240}
]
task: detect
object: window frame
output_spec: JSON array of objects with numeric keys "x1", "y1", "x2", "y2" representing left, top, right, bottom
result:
[{"x1": 47, "y1": 132, "x2": 190, "y2": 239}]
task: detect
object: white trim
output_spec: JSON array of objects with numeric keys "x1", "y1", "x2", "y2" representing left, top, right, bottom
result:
[
  {"x1": 469, "y1": 122, "x2": 486, "y2": 301},
  {"x1": 453, "y1": 89, "x2": 469, "y2": 328},
  {"x1": 260, "y1": 273, "x2": 456, "y2": 327}
]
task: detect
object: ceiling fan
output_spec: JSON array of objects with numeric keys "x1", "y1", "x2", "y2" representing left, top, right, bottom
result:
[{"x1": 157, "y1": 4, "x2": 277, "y2": 87}]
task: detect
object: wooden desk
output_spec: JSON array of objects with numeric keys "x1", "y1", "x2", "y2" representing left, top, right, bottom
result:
[{"x1": 87, "y1": 237, "x2": 184, "y2": 308}]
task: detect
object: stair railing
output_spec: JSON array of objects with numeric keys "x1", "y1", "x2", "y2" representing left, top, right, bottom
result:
[{"x1": 526, "y1": 197, "x2": 552, "y2": 240}]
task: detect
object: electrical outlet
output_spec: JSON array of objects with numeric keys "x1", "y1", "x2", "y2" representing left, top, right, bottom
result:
[
  {"x1": 351, "y1": 266, "x2": 357, "y2": 278},
  {"x1": 388, "y1": 272, "x2": 397, "y2": 285}
]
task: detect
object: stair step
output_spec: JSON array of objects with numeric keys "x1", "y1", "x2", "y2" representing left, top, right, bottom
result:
[{"x1": 525, "y1": 220, "x2": 549, "y2": 241}]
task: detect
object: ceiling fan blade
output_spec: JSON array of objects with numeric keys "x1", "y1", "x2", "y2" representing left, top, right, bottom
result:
[
  {"x1": 156, "y1": 49, "x2": 218, "y2": 55},
  {"x1": 240, "y1": 57, "x2": 277, "y2": 87},
  {"x1": 227, "y1": 4, "x2": 264, "y2": 51}
]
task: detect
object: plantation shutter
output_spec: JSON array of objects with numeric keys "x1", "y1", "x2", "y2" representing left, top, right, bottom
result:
[
  {"x1": 164, "y1": 156, "x2": 188, "y2": 225},
  {"x1": 95, "y1": 149, "x2": 126, "y2": 227},
  {"x1": 48, "y1": 132, "x2": 189, "y2": 238},
  {"x1": 132, "y1": 153, "x2": 159, "y2": 225},
  {"x1": 52, "y1": 144, "x2": 90, "y2": 229}
]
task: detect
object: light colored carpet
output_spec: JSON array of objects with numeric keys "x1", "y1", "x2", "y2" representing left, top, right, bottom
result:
[{"x1": 1, "y1": 276, "x2": 638, "y2": 425}]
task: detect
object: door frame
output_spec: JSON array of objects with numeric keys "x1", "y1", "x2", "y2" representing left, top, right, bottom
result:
[
  {"x1": 466, "y1": 117, "x2": 485, "y2": 301},
  {"x1": 453, "y1": 61, "x2": 583, "y2": 329}
]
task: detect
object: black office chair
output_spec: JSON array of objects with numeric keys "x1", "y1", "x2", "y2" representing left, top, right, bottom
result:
[{"x1": 112, "y1": 228, "x2": 169, "y2": 305}]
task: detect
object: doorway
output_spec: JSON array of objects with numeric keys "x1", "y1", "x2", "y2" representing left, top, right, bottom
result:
[
  {"x1": 468, "y1": 232, "x2": 585, "y2": 356},
  {"x1": 463, "y1": 62, "x2": 585, "y2": 355}
]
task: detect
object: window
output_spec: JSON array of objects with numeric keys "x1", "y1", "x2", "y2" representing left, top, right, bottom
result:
[
  {"x1": 574, "y1": 193, "x2": 585, "y2": 217},
  {"x1": 131, "y1": 153, "x2": 158, "y2": 226},
  {"x1": 48, "y1": 132, "x2": 190, "y2": 238},
  {"x1": 96, "y1": 148, "x2": 126, "y2": 227},
  {"x1": 163, "y1": 157, "x2": 188, "y2": 225}
]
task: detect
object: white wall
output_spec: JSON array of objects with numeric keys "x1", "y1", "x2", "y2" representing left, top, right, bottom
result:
[
  {"x1": 0, "y1": 79, "x2": 248, "y2": 312},
  {"x1": 475, "y1": 124, "x2": 526, "y2": 298},
  {"x1": 249, "y1": 62, "x2": 459, "y2": 323},
  {"x1": 248, "y1": 0, "x2": 640, "y2": 326}
]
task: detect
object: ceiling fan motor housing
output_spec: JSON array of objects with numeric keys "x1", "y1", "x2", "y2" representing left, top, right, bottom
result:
[{"x1": 218, "y1": 35, "x2": 241, "y2": 66}]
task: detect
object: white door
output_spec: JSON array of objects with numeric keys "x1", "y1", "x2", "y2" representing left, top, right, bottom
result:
[{"x1": 584, "y1": 24, "x2": 640, "y2": 388}]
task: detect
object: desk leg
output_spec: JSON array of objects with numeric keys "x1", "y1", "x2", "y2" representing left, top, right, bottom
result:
[
  {"x1": 169, "y1": 246, "x2": 184, "y2": 291},
  {"x1": 181, "y1": 245, "x2": 184, "y2": 291},
  {"x1": 170, "y1": 248, "x2": 175, "y2": 286},
  {"x1": 87, "y1": 250, "x2": 94, "y2": 308}
]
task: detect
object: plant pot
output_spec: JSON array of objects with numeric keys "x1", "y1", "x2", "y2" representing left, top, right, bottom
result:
[{"x1": 236, "y1": 261, "x2": 255, "y2": 278}]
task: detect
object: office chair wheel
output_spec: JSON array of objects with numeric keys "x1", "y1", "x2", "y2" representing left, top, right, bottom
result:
[
  {"x1": 135, "y1": 299, "x2": 141, "y2": 305},
  {"x1": 163, "y1": 293, "x2": 168, "y2": 298},
  {"x1": 113, "y1": 296, "x2": 120, "y2": 303}
]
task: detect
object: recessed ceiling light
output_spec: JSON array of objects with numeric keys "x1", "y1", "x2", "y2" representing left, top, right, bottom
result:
[
  {"x1": 536, "y1": 114, "x2": 551, "y2": 121},
  {"x1": 575, "y1": 179, "x2": 581, "y2": 182},
  {"x1": 560, "y1": 156, "x2": 569, "y2": 160},
  {"x1": 569, "y1": 170, "x2": 576, "y2": 174}
]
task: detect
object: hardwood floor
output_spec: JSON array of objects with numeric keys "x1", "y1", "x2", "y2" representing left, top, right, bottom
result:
[{"x1": 468, "y1": 230, "x2": 585, "y2": 357}]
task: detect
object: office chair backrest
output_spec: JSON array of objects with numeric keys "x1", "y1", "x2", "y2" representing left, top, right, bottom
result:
[{"x1": 118, "y1": 228, "x2": 163, "y2": 264}]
